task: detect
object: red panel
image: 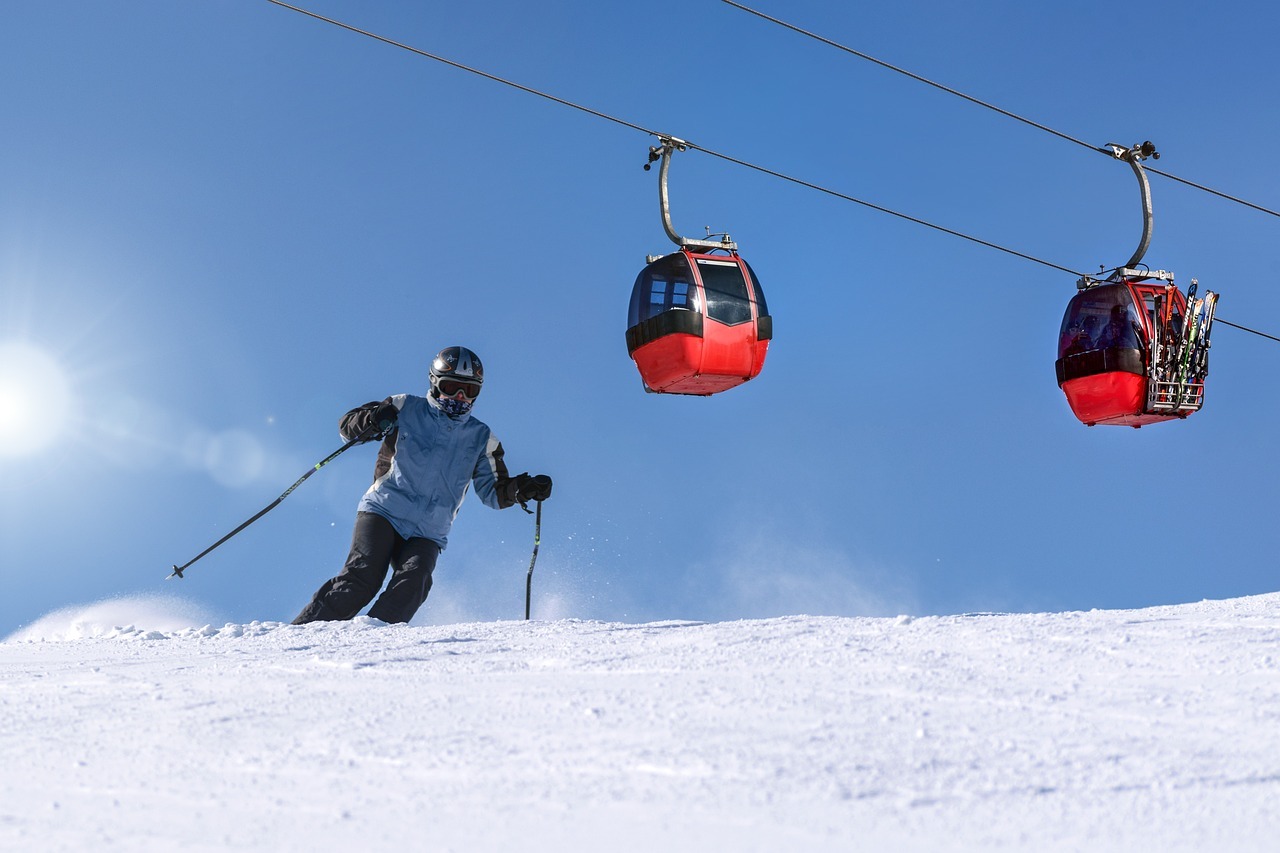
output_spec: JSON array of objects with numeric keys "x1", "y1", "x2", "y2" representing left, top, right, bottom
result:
[
  {"x1": 631, "y1": 322, "x2": 768, "y2": 396},
  {"x1": 1061, "y1": 372, "x2": 1188, "y2": 428},
  {"x1": 699, "y1": 318, "x2": 756, "y2": 376}
]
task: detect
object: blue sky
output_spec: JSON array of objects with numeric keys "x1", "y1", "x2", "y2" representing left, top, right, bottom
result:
[{"x1": 2, "y1": 0, "x2": 1278, "y2": 635}]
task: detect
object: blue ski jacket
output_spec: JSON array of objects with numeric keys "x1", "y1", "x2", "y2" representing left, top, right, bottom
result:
[{"x1": 339, "y1": 394, "x2": 518, "y2": 549}]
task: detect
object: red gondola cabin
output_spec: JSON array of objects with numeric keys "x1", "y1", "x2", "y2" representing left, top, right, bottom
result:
[
  {"x1": 626, "y1": 248, "x2": 771, "y2": 395},
  {"x1": 1055, "y1": 277, "x2": 1214, "y2": 427},
  {"x1": 1057, "y1": 141, "x2": 1219, "y2": 428}
]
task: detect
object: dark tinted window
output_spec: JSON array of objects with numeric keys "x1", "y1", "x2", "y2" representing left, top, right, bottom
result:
[
  {"x1": 743, "y1": 260, "x2": 768, "y2": 317},
  {"x1": 697, "y1": 257, "x2": 752, "y2": 326},
  {"x1": 628, "y1": 253, "x2": 699, "y2": 327},
  {"x1": 1058, "y1": 284, "x2": 1141, "y2": 359}
]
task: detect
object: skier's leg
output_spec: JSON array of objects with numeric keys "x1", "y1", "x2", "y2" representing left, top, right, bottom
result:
[
  {"x1": 293, "y1": 512, "x2": 399, "y2": 624},
  {"x1": 366, "y1": 538, "x2": 440, "y2": 624}
]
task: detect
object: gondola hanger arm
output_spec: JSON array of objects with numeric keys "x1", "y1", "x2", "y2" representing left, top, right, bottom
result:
[
  {"x1": 1107, "y1": 140, "x2": 1159, "y2": 273},
  {"x1": 645, "y1": 136, "x2": 737, "y2": 253}
]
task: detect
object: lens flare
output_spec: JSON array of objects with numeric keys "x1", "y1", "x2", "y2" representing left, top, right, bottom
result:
[{"x1": 0, "y1": 341, "x2": 72, "y2": 457}]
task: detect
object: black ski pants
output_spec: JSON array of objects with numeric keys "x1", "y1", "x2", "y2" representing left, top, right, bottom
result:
[{"x1": 293, "y1": 511, "x2": 439, "y2": 625}]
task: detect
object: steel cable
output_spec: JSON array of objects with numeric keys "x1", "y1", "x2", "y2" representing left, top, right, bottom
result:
[
  {"x1": 264, "y1": 0, "x2": 1273, "y2": 342},
  {"x1": 720, "y1": 0, "x2": 1280, "y2": 220}
]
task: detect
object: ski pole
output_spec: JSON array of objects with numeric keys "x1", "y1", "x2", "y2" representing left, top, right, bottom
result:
[
  {"x1": 524, "y1": 500, "x2": 542, "y2": 620},
  {"x1": 167, "y1": 426, "x2": 380, "y2": 580}
]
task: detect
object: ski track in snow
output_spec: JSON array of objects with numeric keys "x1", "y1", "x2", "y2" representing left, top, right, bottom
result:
[{"x1": 2, "y1": 595, "x2": 1280, "y2": 851}]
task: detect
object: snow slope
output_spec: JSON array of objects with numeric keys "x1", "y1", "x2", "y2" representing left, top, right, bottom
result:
[{"x1": 3, "y1": 594, "x2": 1280, "y2": 851}]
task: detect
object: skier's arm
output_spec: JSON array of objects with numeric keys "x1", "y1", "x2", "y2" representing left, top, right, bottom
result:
[
  {"x1": 474, "y1": 432, "x2": 553, "y2": 510},
  {"x1": 339, "y1": 396, "x2": 405, "y2": 442},
  {"x1": 474, "y1": 434, "x2": 518, "y2": 510}
]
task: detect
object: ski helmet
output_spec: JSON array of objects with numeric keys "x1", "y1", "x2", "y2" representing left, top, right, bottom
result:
[{"x1": 429, "y1": 346, "x2": 484, "y2": 416}]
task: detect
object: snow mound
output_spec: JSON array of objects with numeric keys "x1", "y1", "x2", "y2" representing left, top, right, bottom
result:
[{"x1": 2, "y1": 594, "x2": 220, "y2": 642}]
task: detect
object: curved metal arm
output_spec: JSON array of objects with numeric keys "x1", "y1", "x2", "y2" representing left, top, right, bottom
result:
[
  {"x1": 1106, "y1": 141, "x2": 1158, "y2": 270},
  {"x1": 648, "y1": 137, "x2": 736, "y2": 252}
]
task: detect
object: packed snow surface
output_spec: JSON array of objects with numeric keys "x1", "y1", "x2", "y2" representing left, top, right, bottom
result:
[{"x1": 3, "y1": 594, "x2": 1280, "y2": 851}]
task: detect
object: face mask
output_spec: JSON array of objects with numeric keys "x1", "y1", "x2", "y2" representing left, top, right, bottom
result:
[{"x1": 438, "y1": 396, "x2": 472, "y2": 417}]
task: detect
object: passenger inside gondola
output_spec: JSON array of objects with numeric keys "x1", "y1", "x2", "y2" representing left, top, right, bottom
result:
[
  {"x1": 1096, "y1": 303, "x2": 1140, "y2": 349},
  {"x1": 1060, "y1": 315, "x2": 1097, "y2": 355},
  {"x1": 1056, "y1": 285, "x2": 1142, "y2": 361}
]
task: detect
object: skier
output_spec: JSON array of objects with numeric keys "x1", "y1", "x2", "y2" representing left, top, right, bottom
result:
[{"x1": 293, "y1": 346, "x2": 553, "y2": 625}]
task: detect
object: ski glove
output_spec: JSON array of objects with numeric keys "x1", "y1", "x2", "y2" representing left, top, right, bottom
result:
[
  {"x1": 515, "y1": 473, "x2": 553, "y2": 504},
  {"x1": 372, "y1": 401, "x2": 399, "y2": 436}
]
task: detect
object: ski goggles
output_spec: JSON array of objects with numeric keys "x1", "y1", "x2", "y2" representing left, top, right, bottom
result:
[{"x1": 437, "y1": 378, "x2": 481, "y2": 400}]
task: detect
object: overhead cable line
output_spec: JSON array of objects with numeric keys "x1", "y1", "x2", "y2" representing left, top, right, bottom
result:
[
  {"x1": 264, "y1": 1, "x2": 1273, "y2": 342},
  {"x1": 1213, "y1": 318, "x2": 1280, "y2": 344},
  {"x1": 264, "y1": 0, "x2": 1081, "y2": 275},
  {"x1": 720, "y1": 0, "x2": 1280, "y2": 220},
  {"x1": 264, "y1": 1, "x2": 656, "y2": 137},
  {"x1": 678, "y1": 145, "x2": 1082, "y2": 274}
]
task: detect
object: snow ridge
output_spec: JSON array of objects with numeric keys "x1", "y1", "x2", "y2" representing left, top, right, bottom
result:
[{"x1": 2, "y1": 595, "x2": 1279, "y2": 851}]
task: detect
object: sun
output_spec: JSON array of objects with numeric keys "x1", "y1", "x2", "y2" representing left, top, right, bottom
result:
[{"x1": 0, "y1": 341, "x2": 73, "y2": 457}]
